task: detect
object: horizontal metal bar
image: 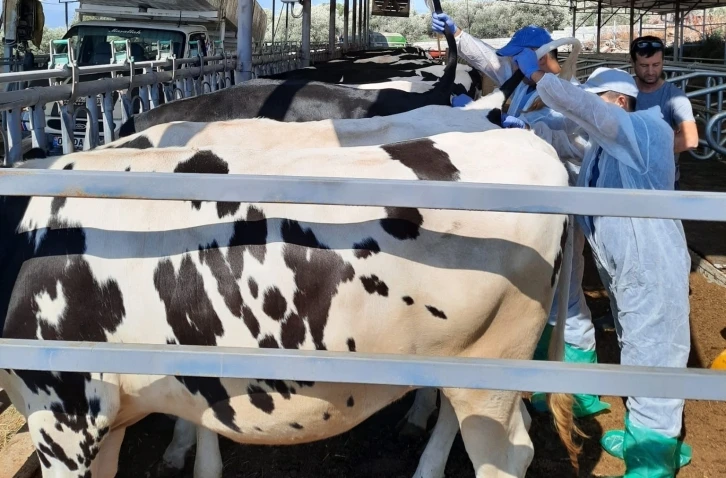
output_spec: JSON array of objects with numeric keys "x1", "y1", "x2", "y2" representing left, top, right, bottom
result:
[
  {"x1": 0, "y1": 62, "x2": 235, "y2": 111},
  {"x1": 0, "y1": 56, "x2": 229, "y2": 85},
  {"x1": 0, "y1": 339, "x2": 723, "y2": 400},
  {"x1": 1, "y1": 169, "x2": 726, "y2": 221}
]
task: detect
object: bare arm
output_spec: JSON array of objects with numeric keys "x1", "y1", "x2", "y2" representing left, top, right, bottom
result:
[{"x1": 674, "y1": 120, "x2": 698, "y2": 153}]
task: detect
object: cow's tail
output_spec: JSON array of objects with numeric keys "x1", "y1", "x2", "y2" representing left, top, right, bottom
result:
[
  {"x1": 546, "y1": 217, "x2": 585, "y2": 474},
  {"x1": 429, "y1": 0, "x2": 457, "y2": 100},
  {"x1": 119, "y1": 117, "x2": 137, "y2": 137}
]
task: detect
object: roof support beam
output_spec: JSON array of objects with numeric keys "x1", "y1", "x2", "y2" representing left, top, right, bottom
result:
[
  {"x1": 596, "y1": 1, "x2": 602, "y2": 53},
  {"x1": 236, "y1": 0, "x2": 253, "y2": 82},
  {"x1": 302, "y1": 0, "x2": 311, "y2": 67},
  {"x1": 330, "y1": 0, "x2": 337, "y2": 56},
  {"x1": 344, "y1": 0, "x2": 349, "y2": 49},
  {"x1": 630, "y1": 0, "x2": 636, "y2": 43}
]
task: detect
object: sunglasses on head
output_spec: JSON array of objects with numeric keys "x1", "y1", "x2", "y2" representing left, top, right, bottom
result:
[{"x1": 634, "y1": 40, "x2": 664, "y2": 50}]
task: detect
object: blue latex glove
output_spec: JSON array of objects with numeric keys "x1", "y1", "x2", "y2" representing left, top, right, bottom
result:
[
  {"x1": 451, "y1": 94, "x2": 473, "y2": 108},
  {"x1": 501, "y1": 114, "x2": 527, "y2": 129},
  {"x1": 431, "y1": 13, "x2": 456, "y2": 35},
  {"x1": 513, "y1": 48, "x2": 540, "y2": 80}
]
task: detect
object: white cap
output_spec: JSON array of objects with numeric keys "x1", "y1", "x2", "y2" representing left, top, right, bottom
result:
[{"x1": 582, "y1": 67, "x2": 639, "y2": 98}]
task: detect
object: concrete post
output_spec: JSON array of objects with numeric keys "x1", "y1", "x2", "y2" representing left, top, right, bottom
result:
[
  {"x1": 236, "y1": 0, "x2": 254, "y2": 82},
  {"x1": 301, "y1": 0, "x2": 311, "y2": 67}
]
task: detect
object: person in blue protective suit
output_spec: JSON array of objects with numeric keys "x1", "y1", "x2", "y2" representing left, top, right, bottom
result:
[
  {"x1": 432, "y1": 12, "x2": 611, "y2": 418},
  {"x1": 431, "y1": 13, "x2": 560, "y2": 115},
  {"x1": 513, "y1": 51, "x2": 693, "y2": 476}
]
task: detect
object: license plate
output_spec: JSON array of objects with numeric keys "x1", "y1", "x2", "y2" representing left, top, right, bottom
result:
[{"x1": 54, "y1": 136, "x2": 85, "y2": 149}]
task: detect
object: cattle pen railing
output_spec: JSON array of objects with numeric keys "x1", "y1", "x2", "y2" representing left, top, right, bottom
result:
[
  {"x1": 0, "y1": 170, "x2": 724, "y2": 405},
  {"x1": 0, "y1": 41, "x2": 340, "y2": 164}
]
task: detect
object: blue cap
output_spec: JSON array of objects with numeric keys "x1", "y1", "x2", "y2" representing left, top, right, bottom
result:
[
  {"x1": 582, "y1": 67, "x2": 639, "y2": 98},
  {"x1": 496, "y1": 25, "x2": 553, "y2": 57}
]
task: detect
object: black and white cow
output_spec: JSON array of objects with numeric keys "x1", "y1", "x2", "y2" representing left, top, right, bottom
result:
[
  {"x1": 102, "y1": 91, "x2": 505, "y2": 151},
  {"x1": 118, "y1": 30, "x2": 460, "y2": 137},
  {"x1": 1, "y1": 129, "x2": 579, "y2": 477}
]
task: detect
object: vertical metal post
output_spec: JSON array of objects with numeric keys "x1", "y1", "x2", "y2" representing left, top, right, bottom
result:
[
  {"x1": 329, "y1": 0, "x2": 336, "y2": 56},
  {"x1": 65, "y1": 2, "x2": 69, "y2": 30},
  {"x1": 680, "y1": 15, "x2": 685, "y2": 60},
  {"x1": 674, "y1": 0, "x2": 680, "y2": 61},
  {"x1": 301, "y1": 0, "x2": 311, "y2": 67},
  {"x1": 572, "y1": 5, "x2": 577, "y2": 38},
  {"x1": 344, "y1": 0, "x2": 349, "y2": 49},
  {"x1": 84, "y1": 96, "x2": 100, "y2": 151},
  {"x1": 358, "y1": 0, "x2": 363, "y2": 46},
  {"x1": 365, "y1": 0, "x2": 369, "y2": 47},
  {"x1": 29, "y1": 105, "x2": 47, "y2": 151},
  {"x1": 6, "y1": 108, "x2": 22, "y2": 164},
  {"x1": 271, "y1": 0, "x2": 276, "y2": 44},
  {"x1": 352, "y1": 0, "x2": 357, "y2": 48},
  {"x1": 639, "y1": 17, "x2": 643, "y2": 37},
  {"x1": 2, "y1": 0, "x2": 19, "y2": 76},
  {"x1": 101, "y1": 92, "x2": 115, "y2": 145},
  {"x1": 236, "y1": 0, "x2": 253, "y2": 82},
  {"x1": 596, "y1": 2, "x2": 602, "y2": 53},
  {"x1": 629, "y1": 0, "x2": 635, "y2": 44}
]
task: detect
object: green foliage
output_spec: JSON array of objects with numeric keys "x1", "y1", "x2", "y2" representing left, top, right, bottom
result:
[{"x1": 30, "y1": 26, "x2": 67, "y2": 54}]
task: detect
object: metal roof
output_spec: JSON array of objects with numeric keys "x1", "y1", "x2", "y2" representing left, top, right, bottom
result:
[{"x1": 585, "y1": 0, "x2": 726, "y2": 14}]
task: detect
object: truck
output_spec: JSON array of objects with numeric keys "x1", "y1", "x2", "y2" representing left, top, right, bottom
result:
[{"x1": 43, "y1": 0, "x2": 267, "y2": 154}]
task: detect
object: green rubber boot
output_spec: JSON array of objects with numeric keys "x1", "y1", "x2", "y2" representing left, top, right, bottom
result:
[
  {"x1": 533, "y1": 324, "x2": 554, "y2": 361},
  {"x1": 601, "y1": 415, "x2": 690, "y2": 477},
  {"x1": 602, "y1": 414, "x2": 692, "y2": 470},
  {"x1": 531, "y1": 343, "x2": 611, "y2": 418}
]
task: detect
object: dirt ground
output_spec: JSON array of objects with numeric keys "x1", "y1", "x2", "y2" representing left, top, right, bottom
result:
[{"x1": 70, "y1": 248, "x2": 719, "y2": 478}]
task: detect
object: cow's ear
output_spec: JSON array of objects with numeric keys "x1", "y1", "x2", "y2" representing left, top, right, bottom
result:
[{"x1": 486, "y1": 108, "x2": 503, "y2": 128}]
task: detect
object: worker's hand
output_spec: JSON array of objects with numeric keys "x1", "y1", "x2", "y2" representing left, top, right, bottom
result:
[
  {"x1": 451, "y1": 94, "x2": 473, "y2": 107},
  {"x1": 501, "y1": 114, "x2": 527, "y2": 129},
  {"x1": 432, "y1": 13, "x2": 457, "y2": 35},
  {"x1": 513, "y1": 48, "x2": 540, "y2": 80}
]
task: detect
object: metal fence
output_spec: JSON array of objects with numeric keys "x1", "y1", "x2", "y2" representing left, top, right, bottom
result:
[
  {"x1": 0, "y1": 170, "x2": 724, "y2": 403},
  {"x1": 573, "y1": 56, "x2": 726, "y2": 160},
  {"x1": 0, "y1": 40, "x2": 346, "y2": 165}
]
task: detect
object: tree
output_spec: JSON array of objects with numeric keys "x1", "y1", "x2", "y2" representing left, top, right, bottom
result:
[{"x1": 30, "y1": 26, "x2": 67, "y2": 54}]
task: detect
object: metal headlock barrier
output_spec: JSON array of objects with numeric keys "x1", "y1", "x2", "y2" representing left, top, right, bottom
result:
[
  {"x1": 0, "y1": 40, "x2": 340, "y2": 165},
  {"x1": 0, "y1": 170, "x2": 724, "y2": 402}
]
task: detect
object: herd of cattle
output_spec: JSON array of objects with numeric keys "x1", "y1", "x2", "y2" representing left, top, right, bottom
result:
[{"x1": 1, "y1": 27, "x2": 582, "y2": 478}]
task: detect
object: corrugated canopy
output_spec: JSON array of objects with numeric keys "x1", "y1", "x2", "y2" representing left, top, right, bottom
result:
[{"x1": 591, "y1": 0, "x2": 726, "y2": 14}]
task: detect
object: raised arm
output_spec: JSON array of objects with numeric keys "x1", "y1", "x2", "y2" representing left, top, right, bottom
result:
[
  {"x1": 527, "y1": 69, "x2": 646, "y2": 172},
  {"x1": 432, "y1": 13, "x2": 514, "y2": 87}
]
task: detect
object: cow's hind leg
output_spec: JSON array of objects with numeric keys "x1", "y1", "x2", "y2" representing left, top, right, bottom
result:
[
  {"x1": 412, "y1": 392, "x2": 459, "y2": 478},
  {"x1": 19, "y1": 371, "x2": 120, "y2": 477},
  {"x1": 397, "y1": 388, "x2": 438, "y2": 438},
  {"x1": 442, "y1": 388, "x2": 533, "y2": 478}
]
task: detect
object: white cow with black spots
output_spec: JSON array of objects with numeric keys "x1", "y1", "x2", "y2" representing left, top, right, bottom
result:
[{"x1": 0, "y1": 129, "x2": 579, "y2": 478}]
